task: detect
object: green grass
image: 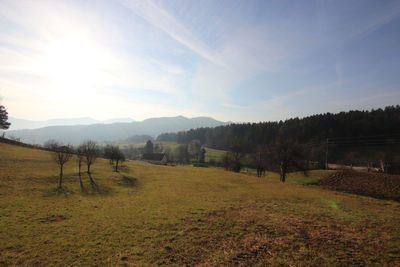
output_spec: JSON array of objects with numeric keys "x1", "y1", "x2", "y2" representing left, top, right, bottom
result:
[
  {"x1": 204, "y1": 147, "x2": 226, "y2": 162},
  {"x1": 0, "y1": 142, "x2": 399, "y2": 266}
]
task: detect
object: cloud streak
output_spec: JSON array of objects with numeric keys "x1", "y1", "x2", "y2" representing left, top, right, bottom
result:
[{"x1": 119, "y1": 0, "x2": 223, "y2": 65}]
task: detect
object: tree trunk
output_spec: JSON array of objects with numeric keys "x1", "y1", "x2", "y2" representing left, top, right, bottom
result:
[
  {"x1": 78, "y1": 173, "x2": 84, "y2": 189},
  {"x1": 58, "y1": 165, "x2": 63, "y2": 189},
  {"x1": 78, "y1": 162, "x2": 84, "y2": 190},
  {"x1": 280, "y1": 172, "x2": 286, "y2": 183},
  {"x1": 115, "y1": 159, "x2": 119, "y2": 172},
  {"x1": 88, "y1": 173, "x2": 97, "y2": 189},
  {"x1": 280, "y1": 161, "x2": 287, "y2": 183},
  {"x1": 380, "y1": 160, "x2": 385, "y2": 173}
]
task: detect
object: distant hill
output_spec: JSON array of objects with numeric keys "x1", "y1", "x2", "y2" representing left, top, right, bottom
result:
[
  {"x1": 8, "y1": 117, "x2": 136, "y2": 130},
  {"x1": 125, "y1": 134, "x2": 154, "y2": 143},
  {"x1": 5, "y1": 116, "x2": 228, "y2": 144}
]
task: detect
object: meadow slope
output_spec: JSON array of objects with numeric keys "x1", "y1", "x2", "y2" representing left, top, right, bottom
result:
[{"x1": 0, "y1": 143, "x2": 399, "y2": 266}]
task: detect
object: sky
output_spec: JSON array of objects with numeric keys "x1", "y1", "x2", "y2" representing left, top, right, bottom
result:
[{"x1": 0, "y1": 0, "x2": 400, "y2": 123}]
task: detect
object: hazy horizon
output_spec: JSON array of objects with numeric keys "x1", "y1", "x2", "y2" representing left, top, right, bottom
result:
[
  {"x1": 1, "y1": 0, "x2": 400, "y2": 122},
  {"x1": 8, "y1": 104, "x2": 400, "y2": 126},
  {"x1": 8, "y1": 114, "x2": 223, "y2": 123}
]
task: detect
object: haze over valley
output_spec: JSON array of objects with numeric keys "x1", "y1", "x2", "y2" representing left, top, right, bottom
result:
[
  {"x1": 8, "y1": 116, "x2": 136, "y2": 130},
  {"x1": 5, "y1": 115, "x2": 228, "y2": 144}
]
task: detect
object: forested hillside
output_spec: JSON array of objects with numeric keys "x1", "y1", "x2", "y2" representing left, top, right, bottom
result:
[
  {"x1": 159, "y1": 106, "x2": 400, "y2": 148},
  {"x1": 157, "y1": 106, "x2": 400, "y2": 167}
]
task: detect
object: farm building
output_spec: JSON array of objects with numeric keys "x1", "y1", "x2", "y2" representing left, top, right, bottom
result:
[{"x1": 142, "y1": 153, "x2": 167, "y2": 165}]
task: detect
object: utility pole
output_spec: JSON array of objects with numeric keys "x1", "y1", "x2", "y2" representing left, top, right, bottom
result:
[{"x1": 325, "y1": 138, "x2": 329, "y2": 169}]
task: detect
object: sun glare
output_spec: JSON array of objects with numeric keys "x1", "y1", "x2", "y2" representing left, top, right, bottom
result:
[{"x1": 32, "y1": 33, "x2": 109, "y2": 93}]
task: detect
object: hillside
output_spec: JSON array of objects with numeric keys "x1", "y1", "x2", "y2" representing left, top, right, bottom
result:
[
  {"x1": 0, "y1": 143, "x2": 399, "y2": 265},
  {"x1": 168, "y1": 106, "x2": 400, "y2": 150},
  {"x1": 160, "y1": 106, "x2": 400, "y2": 168},
  {"x1": 5, "y1": 116, "x2": 228, "y2": 144}
]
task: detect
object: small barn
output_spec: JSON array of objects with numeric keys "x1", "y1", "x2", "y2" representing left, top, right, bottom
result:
[{"x1": 142, "y1": 153, "x2": 167, "y2": 165}]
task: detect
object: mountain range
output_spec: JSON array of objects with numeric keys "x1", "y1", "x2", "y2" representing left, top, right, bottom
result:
[
  {"x1": 8, "y1": 117, "x2": 136, "y2": 130},
  {"x1": 5, "y1": 116, "x2": 228, "y2": 145}
]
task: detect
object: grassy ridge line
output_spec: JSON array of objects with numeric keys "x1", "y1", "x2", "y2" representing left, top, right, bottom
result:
[
  {"x1": 0, "y1": 136, "x2": 44, "y2": 150},
  {"x1": 0, "y1": 143, "x2": 399, "y2": 266}
]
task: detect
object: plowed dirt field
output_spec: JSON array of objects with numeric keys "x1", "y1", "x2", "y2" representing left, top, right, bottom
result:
[{"x1": 313, "y1": 170, "x2": 400, "y2": 201}]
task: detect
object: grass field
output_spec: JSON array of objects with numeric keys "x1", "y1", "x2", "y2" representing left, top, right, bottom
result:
[{"x1": 1, "y1": 142, "x2": 400, "y2": 266}]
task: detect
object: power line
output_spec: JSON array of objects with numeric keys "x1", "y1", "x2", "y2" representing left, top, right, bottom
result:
[
  {"x1": 327, "y1": 133, "x2": 400, "y2": 141},
  {"x1": 303, "y1": 137, "x2": 400, "y2": 148}
]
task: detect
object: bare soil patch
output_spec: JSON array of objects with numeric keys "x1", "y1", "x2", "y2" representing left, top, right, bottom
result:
[{"x1": 313, "y1": 170, "x2": 400, "y2": 201}]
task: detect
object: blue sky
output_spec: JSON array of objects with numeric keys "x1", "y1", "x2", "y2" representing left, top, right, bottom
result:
[{"x1": 0, "y1": 0, "x2": 399, "y2": 122}]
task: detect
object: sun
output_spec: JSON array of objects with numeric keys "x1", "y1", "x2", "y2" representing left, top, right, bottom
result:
[{"x1": 32, "y1": 33, "x2": 110, "y2": 93}]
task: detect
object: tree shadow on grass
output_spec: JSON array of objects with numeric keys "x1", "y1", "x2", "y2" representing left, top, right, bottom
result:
[
  {"x1": 76, "y1": 173, "x2": 113, "y2": 196},
  {"x1": 113, "y1": 175, "x2": 138, "y2": 187},
  {"x1": 80, "y1": 183, "x2": 113, "y2": 196},
  {"x1": 40, "y1": 173, "x2": 113, "y2": 196}
]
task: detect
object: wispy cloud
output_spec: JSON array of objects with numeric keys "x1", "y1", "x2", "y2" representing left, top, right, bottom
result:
[
  {"x1": 119, "y1": 0, "x2": 222, "y2": 65},
  {"x1": 347, "y1": 2, "x2": 400, "y2": 42},
  {"x1": 190, "y1": 26, "x2": 291, "y2": 102},
  {"x1": 119, "y1": 0, "x2": 292, "y2": 106}
]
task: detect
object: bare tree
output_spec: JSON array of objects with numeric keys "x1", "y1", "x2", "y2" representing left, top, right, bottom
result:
[
  {"x1": 227, "y1": 140, "x2": 246, "y2": 172},
  {"x1": 103, "y1": 144, "x2": 114, "y2": 164},
  {"x1": 252, "y1": 145, "x2": 268, "y2": 177},
  {"x1": 175, "y1": 144, "x2": 190, "y2": 164},
  {"x1": 107, "y1": 145, "x2": 125, "y2": 172},
  {"x1": 76, "y1": 147, "x2": 85, "y2": 190},
  {"x1": 266, "y1": 140, "x2": 308, "y2": 183},
  {"x1": 222, "y1": 152, "x2": 231, "y2": 171},
  {"x1": 79, "y1": 140, "x2": 99, "y2": 188},
  {"x1": 163, "y1": 146, "x2": 174, "y2": 163},
  {"x1": 44, "y1": 139, "x2": 59, "y2": 150},
  {"x1": 189, "y1": 140, "x2": 201, "y2": 162},
  {"x1": 51, "y1": 143, "x2": 73, "y2": 190}
]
